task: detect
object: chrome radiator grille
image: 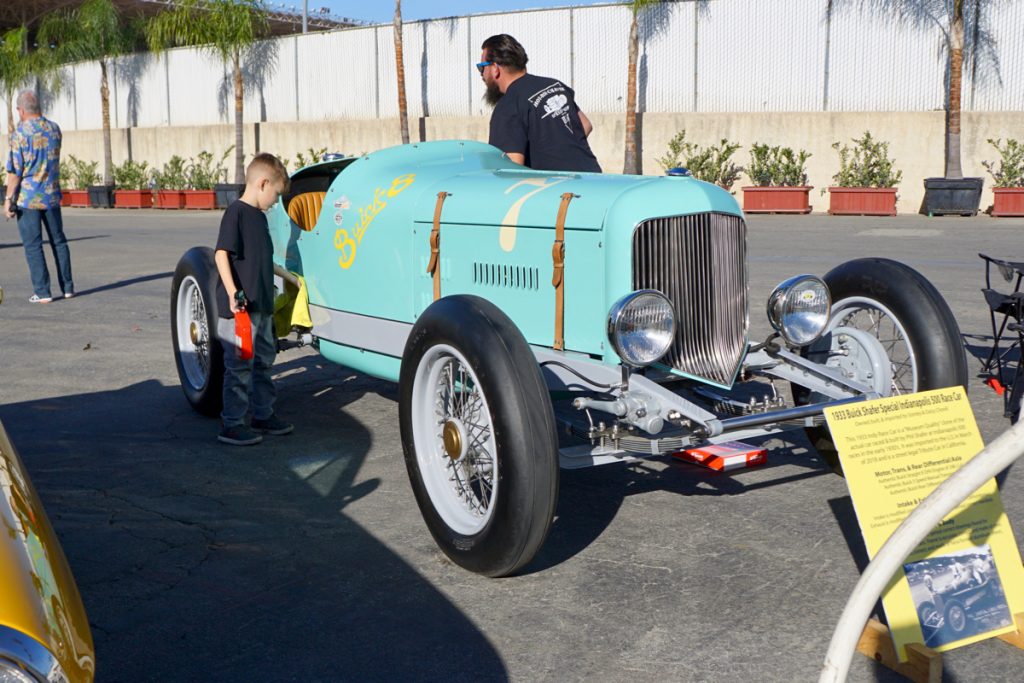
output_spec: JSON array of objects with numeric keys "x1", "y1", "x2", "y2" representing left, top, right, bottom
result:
[{"x1": 632, "y1": 213, "x2": 748, "y2": 386}]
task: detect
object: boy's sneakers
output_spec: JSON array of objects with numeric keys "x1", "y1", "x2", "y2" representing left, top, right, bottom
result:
[
  {"x1": 251, "y1": 414, "x2": 294, "y2": 435},
  {"x1": 29, "y1": 294, "x2": 53, "y2": 304},
  {"x1": 218, "y1": 425, "x2": 263, "y2": 446},
  {"x1": 64, "y1": 292, "x2": 75, "y2": 299}
]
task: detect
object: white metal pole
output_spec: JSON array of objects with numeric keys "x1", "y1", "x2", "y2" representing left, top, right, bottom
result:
[
  {"x1": 302, "y1": 0, "x2": 308, "y2": 33},
  {"x1": 819, "y1": 418, "x2": 1024, "y2": 682}
]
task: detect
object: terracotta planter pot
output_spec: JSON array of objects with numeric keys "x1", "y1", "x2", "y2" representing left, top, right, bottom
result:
[
  {"x1": 992, "y1": 187, "x2": 1024, "y2": 217},
  {"x1": 114, "y1": 190, "x2": 154, "y2": 209},
  {"x1": 742, "y1": 186, "x2": 813, "y2": 214},
  {"x1": 60, "y1": 194, "x2": 72, "y2": 207},
  {"x1": 183, "y1": 190, "x2": 217, "y2": 210},
  {"x1": 64, "y1": 189, "x2": 90, "y2": 207},
  {"x1": 828, "y1": 187, "x2": 898, "y2": 216},
  {"x1": 155, "y1": 190, "x2": 186, "y2": 209}
]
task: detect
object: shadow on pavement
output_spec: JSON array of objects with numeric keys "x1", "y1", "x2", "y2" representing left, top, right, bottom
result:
[
  {"x1": 531, "y1": 435, "x2": 830, "y2": 574},
  {"x1": 0, "y1": 354, "x2": 507, "y2": 682},
  {"x1": 73, "y1": 271, "x2": 175, "y2": 299},
  {"x1": 0, "y1": 234, "x2": 111, "y2": 250}
]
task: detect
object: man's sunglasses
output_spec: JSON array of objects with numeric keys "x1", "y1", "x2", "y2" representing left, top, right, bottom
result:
[{"x1": 475, "y1": 61, "x2": 494, "y2": 74}]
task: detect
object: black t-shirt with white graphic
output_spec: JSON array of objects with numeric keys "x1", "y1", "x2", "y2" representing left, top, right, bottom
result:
[
  {"x1": 488, "y1": 73, "x2": 602, "y2": 174},
  {"x1": 215, "y1": 200, "x2": 275, "y2": 318}
]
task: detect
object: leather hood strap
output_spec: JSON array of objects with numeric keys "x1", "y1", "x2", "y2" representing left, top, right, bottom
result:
[
  {"x1": 427, "y1": 191, "x2": 450, "y2": 301},
  {"x1": 552, "y1": 192, "x2": 578, "y2": 351}
]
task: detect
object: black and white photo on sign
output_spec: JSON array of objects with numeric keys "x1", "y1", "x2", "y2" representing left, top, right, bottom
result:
[{"x1": 903, "y1": 544, "x2": 1012, "y2": 648}]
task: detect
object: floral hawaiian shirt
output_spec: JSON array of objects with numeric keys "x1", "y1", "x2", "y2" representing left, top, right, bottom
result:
[{"x1": 6, "y1": 117, "x2": 63, "y2": 210}]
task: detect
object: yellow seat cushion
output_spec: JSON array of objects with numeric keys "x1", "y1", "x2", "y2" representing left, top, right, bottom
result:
[{"x1": 287, "y1": 191, "x2": 326, "y2": 231}]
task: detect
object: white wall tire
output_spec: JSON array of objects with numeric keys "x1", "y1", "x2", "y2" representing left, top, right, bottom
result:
[
  {"x1": 171, "y1": 247, "x2": 224, "y2": 416},
  {"x1": 399, "y1": 295, "x2": 558, "y2": 577}
]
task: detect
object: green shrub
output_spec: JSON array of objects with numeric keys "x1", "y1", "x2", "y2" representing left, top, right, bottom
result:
[
  {"x1": 113, "y1": 159, "x2": 151, "y2": 190},
  {"x1": 186, "y1": 148, "x2": 231, "y2": 190},
  {"x1": 982, "y1": 138, "x2": 1024, "y2": 188},
  {"x1": 657, "y1": 130, "x2": 743, "y2": 190},
  {"x1": 62, "y1": 155, "x2": 100, "y2": 189},
  {"x1": 830, "y1": 132, "x2": 902, "y2": 188},
  {"x1": 293, "y1": 147, "x2": 328, "y2": 170},
  {"x1": 747, "y1": 144, "x2": 811, "y2": 187},
  {"x1": 153, "y1": 155, "x2": 188, "y2": 190}
]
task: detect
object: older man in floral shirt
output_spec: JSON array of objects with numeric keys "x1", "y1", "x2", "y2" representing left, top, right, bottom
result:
[{"x1": 4, "y1": 89, "x2": 74, "y2": 303}]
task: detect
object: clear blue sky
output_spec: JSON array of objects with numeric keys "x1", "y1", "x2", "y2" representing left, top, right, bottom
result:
[{"x1": 310, "y1": 1, "x2": 617, "y2": 24}]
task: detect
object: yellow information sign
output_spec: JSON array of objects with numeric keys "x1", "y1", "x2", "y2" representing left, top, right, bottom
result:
[{"x1": 824, "y1": 387, "x2": 1024, "y2": 660}]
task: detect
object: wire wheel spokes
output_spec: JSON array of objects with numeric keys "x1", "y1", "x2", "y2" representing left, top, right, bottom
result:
[
  {"x1": 837, "y1": 304, "x2": 915, "y2": 394},
  {"x1": 189, "y1": 285, "x2": 210, "y2": 376},
  {"x1": 176, "y1": 276, "x2": 212, "y2": 389},
  {"x1": 436, "y1": 358, "x2": 496, "y2": 518}
]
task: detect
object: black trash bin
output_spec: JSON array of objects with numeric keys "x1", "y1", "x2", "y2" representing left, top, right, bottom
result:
[
  {"x1": 214, "y1": 183, "x2": 245, "y2": 208},
  {"x1": 87, "y1": 184, "x2": 114, "y2": 208},
  {"x1": 923, "y1": 177, "x2": 984, "y2": 216}
]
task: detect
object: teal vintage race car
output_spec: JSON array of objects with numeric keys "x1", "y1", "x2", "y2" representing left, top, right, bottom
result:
[{"x1": 171, "y1": 140, "x2": 967, "y2": 577}]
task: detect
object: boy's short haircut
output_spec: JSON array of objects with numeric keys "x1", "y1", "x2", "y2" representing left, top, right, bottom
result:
[{"x1": 246, "y1": 153, "x2": 290, "y2": 192}]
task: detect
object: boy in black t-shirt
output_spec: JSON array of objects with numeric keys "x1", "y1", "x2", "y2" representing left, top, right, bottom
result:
[
  {"x1": 214, "y1": 153, "x2": 292, "y2": 446},
  {"x1": 479, "y1": 33, "x2": 601, "y2": 174}
]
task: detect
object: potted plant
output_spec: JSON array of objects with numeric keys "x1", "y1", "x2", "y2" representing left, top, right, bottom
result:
[
  {"x1": 183, "y1": 151, "x2": 221, "y2": 210},
  {"x1": 59, "y1": 159, "x2": 73, "y2": 206},
  {"x1": 983, "y1": 138, "x2": 1024, "y2": 218},
  {"x1": 209, "y1": 146, "x2": 239, "y2": 208},
  {"x1": 657, "y1": 130, "x2": 743, "y2": 191},
  {"x1": 742, "y1": 144, "x2": 813, "y2": 214},
  {"x1": 112, "y1": 159, "x2": 153, "y2": 208},
  {"x1": 827, "y1": 132, "x2": 902, "y2": 216},
  {"x1": 835, "y1": 2, "x2": 1000, "y2": 215},
  {"x1": 64, "y1": 156, "x2": 98, "y2": 208},
  {"x1": 153, "y1": 156, "x2": 188, "y2": 209}
]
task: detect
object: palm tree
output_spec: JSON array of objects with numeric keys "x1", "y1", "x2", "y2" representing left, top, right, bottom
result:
[
  {"x1": 0, "y1": 27, "x2": 31, "y2": 135},
  {"x1": 835, "y1": 0, "x2": 1010, "y2": 180},
  {"x1": 623, "y1": 1, "x2": 703, "y2": 175},
  {"x1": 623, "y1": 0, "x2": 657, "y2": 175},
  {"x1": 38, "y1": 0, "x2": 137, "y2": 186},
  {"x1": 148, "y1": 0, "x2": 269, "y2": 185},
  {"x1": 394, "y1": 0, "x2": 410, "y2": 145}
]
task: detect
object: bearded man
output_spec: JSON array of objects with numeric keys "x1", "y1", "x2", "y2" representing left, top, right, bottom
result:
[{"x1": 478, "y1": 34, "x2": 601, "y2": 173}]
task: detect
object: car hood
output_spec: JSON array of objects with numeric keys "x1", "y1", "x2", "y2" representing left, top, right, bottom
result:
[
  {"x1": 412, "y1": 161, "x2": 741, "y2": 232},
  {"x1": 0, "y1": 421, "x2": 94, "y2": 682}
]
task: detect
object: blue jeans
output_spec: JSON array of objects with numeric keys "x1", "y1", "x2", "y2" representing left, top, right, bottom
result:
[
  {"x1": 217, "y1": 311, "x2": 277, "y2": 428},
  {"x1": 16, "y1": 205, "x2": 74, "y2": 298}
]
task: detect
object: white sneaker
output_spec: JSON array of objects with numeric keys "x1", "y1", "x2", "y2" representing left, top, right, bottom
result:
[{"x1": 29, "y1": 294, "x2": 53, "y2": 304}]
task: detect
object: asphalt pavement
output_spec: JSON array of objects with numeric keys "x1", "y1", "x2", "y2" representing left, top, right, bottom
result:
[{"x1": 1, "y1": 207, "x2": 1023, "y2": 682}]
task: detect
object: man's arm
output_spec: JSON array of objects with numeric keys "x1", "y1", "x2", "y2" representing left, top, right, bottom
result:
[
  {"x1": 214, "y1": 249, "x2": 242, "y2": 313},
  {"x1": 506, "y1": 152, "x2": 526, "y2": 166},
  {"x1": 578, "y1": 110, "x2": 593, "y2": 138},
  {"x1": 3, "y1": 173, "x2": 18, "y2": 219}
]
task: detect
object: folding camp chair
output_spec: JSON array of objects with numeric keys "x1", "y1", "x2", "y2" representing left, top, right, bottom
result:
[{"x1": 979, "y1": 253, "x2": 1024, "y2": 422}]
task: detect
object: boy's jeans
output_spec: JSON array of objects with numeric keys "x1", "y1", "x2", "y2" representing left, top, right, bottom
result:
[
  {"x1": 217, "y1": 311, "x2": 277, "y2": 428},
  {"x1": 16, "y1": 205, "x2": 74, "y2": 298}
]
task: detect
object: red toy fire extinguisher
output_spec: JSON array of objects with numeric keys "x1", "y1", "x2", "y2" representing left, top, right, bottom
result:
[{"x1": 233, "y1": 290, "x2": 254, "y2": 360}]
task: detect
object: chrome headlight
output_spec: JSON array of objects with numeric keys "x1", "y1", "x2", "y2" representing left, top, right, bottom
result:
[
  {"x1": 607, "y1": 290, "x2": 676, "y2": 368},
  {"x1": 0, "y1": 660, "x2": 38, "y2": 683},
  {"x1": 767, "y1": 275, "x2": 831, "y2": 347}
]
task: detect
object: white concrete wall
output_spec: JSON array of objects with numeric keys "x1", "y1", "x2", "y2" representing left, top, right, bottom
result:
[
  {"x1": 53, "y1": 110, "x2": 1024, "y2": 214},
  {"x1": 8, "y1": 0, "x2": 1024, "y2": 214}
]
